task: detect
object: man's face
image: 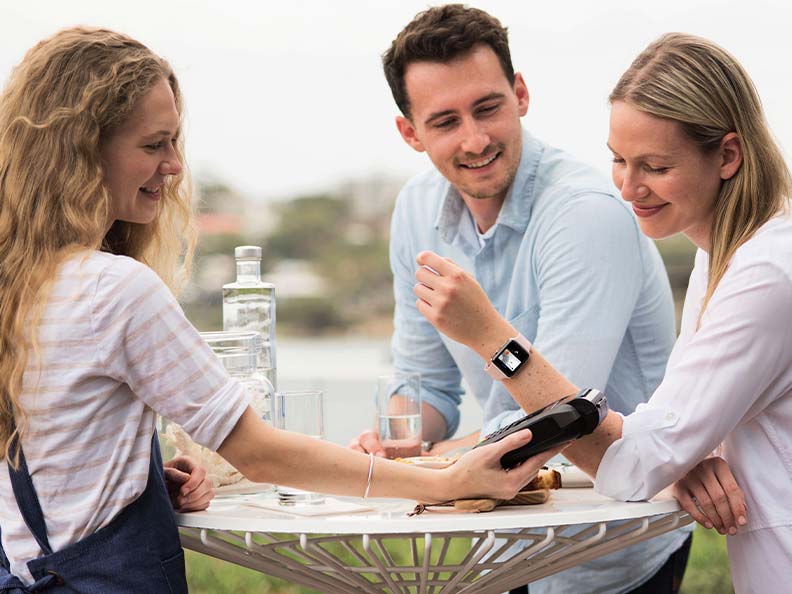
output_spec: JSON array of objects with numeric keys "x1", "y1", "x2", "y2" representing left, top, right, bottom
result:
[{"x1": 396, "y1": 45, "x2": 528, "y2": 204}]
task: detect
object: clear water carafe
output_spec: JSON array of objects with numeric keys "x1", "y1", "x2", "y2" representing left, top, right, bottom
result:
[
  {"x1": 222, "y1": 245, "x2": 277, "y2": 389},
  {"x1": 159, "y1": 331, "x2": 274, "y2": 487},
  {"x1": 200, "y1": 330, "x2": 274, "y2": 423}
]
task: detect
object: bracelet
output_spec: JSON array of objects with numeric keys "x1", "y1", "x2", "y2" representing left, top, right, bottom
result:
[{"x1": 363, "y1": 452, "x2": 375, "y2": 499}]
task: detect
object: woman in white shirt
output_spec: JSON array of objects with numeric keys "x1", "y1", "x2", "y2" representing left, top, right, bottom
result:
[
  {"x1": 0, "y1": 28, "x2": 548, "y2": 593},
  {"x1": 411, "y1": 33, "x2": 791, "y2": 594}
]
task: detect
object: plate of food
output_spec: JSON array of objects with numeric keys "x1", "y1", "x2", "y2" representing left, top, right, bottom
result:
[{"x1": 394, "y1": 455, "x2": 457, "y2": 469}]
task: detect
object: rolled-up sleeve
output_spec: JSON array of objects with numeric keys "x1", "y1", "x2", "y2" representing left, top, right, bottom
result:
[
  {"x1": 390, "y1": 194, "x2": 464, "y2": 437},
  {"x1": 596, "y1": 259, "x2": 792, "y2": 500},
  {"x1": 93, "y1": 260, "x2": 250, "y2": 451}
]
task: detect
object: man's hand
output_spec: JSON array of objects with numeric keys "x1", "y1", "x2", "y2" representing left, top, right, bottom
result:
[
  {"x1": 671, "y1": 456, "x2": 747, "y2": 535},
  {"x1": 414, "y1": 251, "x2": 509, "y2": 354},
  {"x1": 349, "y1": 402, "x2": 449, "y2": 457},
  {"x1": 348, "y1": 429, "x2": 388, "y2": 458},
  {"x1": 164, "y1": 456, "x2": 215, "y2": 512}
]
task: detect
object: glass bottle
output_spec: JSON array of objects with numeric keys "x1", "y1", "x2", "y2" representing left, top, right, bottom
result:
[{"x1": 222, "y1": 245, "x2": 277, "y2": 389}]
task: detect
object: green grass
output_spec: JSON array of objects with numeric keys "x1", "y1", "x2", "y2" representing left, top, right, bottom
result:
[
  {"x1": 680, "y1": 527, "x2": 733, "y2": 594},
  {"x1": 185, "y1": 526, "x2": 732, "y2": 593}
]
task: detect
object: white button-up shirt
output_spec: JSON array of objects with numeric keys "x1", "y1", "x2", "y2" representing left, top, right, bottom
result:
[{"x1": 596, "y1": 213, "x2": 792, "y2": 594}]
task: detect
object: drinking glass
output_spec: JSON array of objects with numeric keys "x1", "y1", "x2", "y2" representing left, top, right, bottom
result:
[
  {"x1": 274, "y1": 390, "x2": 326, "y2": 505},
  {"x1": 376, "y1": 373, "x2": 422, "y2": 458}
]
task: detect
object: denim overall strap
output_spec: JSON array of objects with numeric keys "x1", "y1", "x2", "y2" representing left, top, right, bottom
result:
[
  {"x1": 1, "y1": 431, "x2": 187, "y2": 593},
  {"x1": 1, "y1": 439, "x2": 58, "y2": 592},
  {"x1": 6, "y1": 437, "x2": 52, "y2": 555}
]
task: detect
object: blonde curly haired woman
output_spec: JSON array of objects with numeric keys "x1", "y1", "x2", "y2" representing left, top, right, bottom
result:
[
  {"x1": 413, "y1": 33, "x2": 792, "y2": 594},
  {"x1": 0, "y1": 27, "x2": 548, "y2": 593}
]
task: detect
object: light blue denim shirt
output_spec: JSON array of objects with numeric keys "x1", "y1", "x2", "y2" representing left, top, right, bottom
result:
[{"x1": 390, "y1": 130, "x2": 692, "y2": 594}]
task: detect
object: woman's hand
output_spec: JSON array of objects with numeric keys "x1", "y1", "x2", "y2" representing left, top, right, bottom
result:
[
  {"x1": 671, "y1": 456, "x2": 747, "y2": 535},
  {"x1": 441, "y1": 429, "x2": 564, "y2": 501},
  {"x1": 414, "y1": 251, "x2": 508, "y2": 353},
  {"x1": 164, "y1": 455, "x2": 215, "y2": 512}
]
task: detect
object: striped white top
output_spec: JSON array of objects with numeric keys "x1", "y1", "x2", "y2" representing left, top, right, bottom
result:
[{"x1": 0, "y1": 251, "x2": 249, "y2": 584}]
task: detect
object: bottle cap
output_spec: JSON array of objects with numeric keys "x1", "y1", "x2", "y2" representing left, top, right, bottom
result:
[{"x1": 234, "y1": 245, "x2": 262, "y2": 260}]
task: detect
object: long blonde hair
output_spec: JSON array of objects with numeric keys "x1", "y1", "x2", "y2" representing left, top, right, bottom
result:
[
  {"x1": 610, "y1": 33, "x2": 791, "y2": 322},
  {"x1": 0, "y1": 27, "x2": 196, "y2": 465}
]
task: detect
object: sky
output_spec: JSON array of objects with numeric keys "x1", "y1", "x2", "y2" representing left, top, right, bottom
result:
[{"x1": 1, "y1": 0, "x2": 790, "y2": 200}]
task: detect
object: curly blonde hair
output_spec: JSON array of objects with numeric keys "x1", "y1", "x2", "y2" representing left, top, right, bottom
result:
[
  {"x1": 611, "y1": 33, "x2": 791, "y2": 324},
  {"x1": 0, "y1": 27, "x2": 196, "y2": 465}
]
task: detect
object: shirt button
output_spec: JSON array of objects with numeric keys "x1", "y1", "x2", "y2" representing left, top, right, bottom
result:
[{"x1": 665, "y1": 413, "x2": 676, "y2": 421}]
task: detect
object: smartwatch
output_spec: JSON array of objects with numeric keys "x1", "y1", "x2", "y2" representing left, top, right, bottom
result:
[{"x1": 485, "y1": 333, "x2": 532, "y2": 380}]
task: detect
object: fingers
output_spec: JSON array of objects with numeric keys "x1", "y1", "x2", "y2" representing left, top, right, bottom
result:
[
  {"x1": 416, "y1": 251, "x2": 456, "y2": 275},
  {"x1": 163, "y1": 467, "x2": 190, "y2": 489},
  {"x1": 164, "y1": 464, "x2": 214, "y2": 512},
  {"x1": 415, "y1": 265, "x2": 440, "y2": 289},
  {"x1": 702, "y1": 458, "x2": 747, "y2": 535},
  {"x1": 486, "y1": 428, "x2": 533, "y2": 462},
  {"x1": 674, "y1": 457, "x2": 748, "y2": 535},
  {"x1": 699, "y1": 478, "x2": 734, "y2": 534},
  {"x1": 714, "y1": 459, "x2": 748, "y2": 529},
  {"x1": 164, "y1": 455, "x2": 196, "y2": 472},
  {"x1": 685, "y1": 474, "x2": 726, "y2": 533},
  {"x1": 413, "y1": 282, "x2": 435, "y2": 307},
  {"x1": 173, "y1": 480, "x2": 215, "y2": 512},
  {"x1": 673, "y1": 485, "x2": 713, "y2": 529},
  {"x1": 182, "y1": 465, "x2": 209, "y2": 498},
  {"x1": 348, "y1": 430, "x2": 387, "y2": 457}
]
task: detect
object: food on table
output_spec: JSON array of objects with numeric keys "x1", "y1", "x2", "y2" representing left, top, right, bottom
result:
[
  {"x1": 524, "y1": 467, "x2": 562, "y2": 491},
  {"x1": 393, "y1": 455, "x2": 458, "y2": 469}
]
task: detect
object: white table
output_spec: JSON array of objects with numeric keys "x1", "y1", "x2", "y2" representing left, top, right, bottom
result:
[{"x1": 176, "y1": 489, "x2": 692, "y2": 594}]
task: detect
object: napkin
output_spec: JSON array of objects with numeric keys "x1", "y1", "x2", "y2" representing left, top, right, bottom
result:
[
  {"x1": 239, "y1": 496, "x2": 375, "y2": 516},
  {"x1": 409, "y1": 489, "x2": 550, "y2": 515}
]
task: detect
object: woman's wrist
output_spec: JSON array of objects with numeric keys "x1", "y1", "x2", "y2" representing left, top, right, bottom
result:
[
  {"x1": 474, "y1": 319, "x2": 519, "y2": 361},
  {"x1": 430, "y1": 467, "x2": 456, "y2": 503}
]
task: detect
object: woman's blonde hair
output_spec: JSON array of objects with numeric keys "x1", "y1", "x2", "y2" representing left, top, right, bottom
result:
[
  {"x1": 0, "y1": 27, "x2": 196, "y2": 465},
  {"x1": 611, "y1": 33, "x2": 791, "y2": 323}
]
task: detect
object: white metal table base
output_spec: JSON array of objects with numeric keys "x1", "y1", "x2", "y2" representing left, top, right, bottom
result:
[{"x1": 180, "y1": 510, "x2": 690, "y2": 594}]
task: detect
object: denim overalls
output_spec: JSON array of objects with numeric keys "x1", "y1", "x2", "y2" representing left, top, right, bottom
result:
[{"x1": 0, "y1": 432, "x2": 188, "y2": 593}]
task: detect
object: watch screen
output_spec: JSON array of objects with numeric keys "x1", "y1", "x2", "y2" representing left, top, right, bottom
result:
[
  {"x1": 500, "y1": 348, "x2": 521, "y2": 372},
  {"x1": 494, "y1": 340, "x2": 530, "y2": 377}
]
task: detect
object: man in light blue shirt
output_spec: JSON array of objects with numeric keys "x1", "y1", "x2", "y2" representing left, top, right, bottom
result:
[{"x1": 351, "y1": 5, "x2": 693, "y2": 594}]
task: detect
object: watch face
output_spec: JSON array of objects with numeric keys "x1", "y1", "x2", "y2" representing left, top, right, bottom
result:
[{"x1": 493, "y1": 340, "x2": 530, "y2": 377}]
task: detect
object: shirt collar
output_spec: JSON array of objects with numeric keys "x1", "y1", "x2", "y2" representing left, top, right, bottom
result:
[{"x1": 433, "y1": 129, "x2": 544, "y2": 243}]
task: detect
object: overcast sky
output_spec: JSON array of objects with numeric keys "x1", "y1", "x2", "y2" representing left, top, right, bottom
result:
[{"x1": 2, "y1": 0, "x2": 790, "y2": 199}]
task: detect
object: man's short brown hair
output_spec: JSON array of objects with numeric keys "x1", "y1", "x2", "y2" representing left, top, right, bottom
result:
[{"x1": 383, "y1": 4, "x2": 515, "y2": 118}]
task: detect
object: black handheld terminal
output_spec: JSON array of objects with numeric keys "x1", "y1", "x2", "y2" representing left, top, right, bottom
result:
[{"x1": 473, "y1": 388, "x2": 608, "y2": 469}]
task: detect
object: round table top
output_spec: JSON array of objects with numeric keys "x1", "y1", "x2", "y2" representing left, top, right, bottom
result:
[{"x1": 176, "y1": 488, "x2": 683, "y2": 535}]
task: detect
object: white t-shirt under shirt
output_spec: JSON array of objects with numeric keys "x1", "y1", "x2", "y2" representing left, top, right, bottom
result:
[
  {"x1": 596, "y1": 213, "x2": 792, "y2": 594},
  {"x1": 0, "y1": 251, "x2": 249, "y2": 584}
]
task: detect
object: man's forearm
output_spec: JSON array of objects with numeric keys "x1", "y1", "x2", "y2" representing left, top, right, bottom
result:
[
  {"x1": 430, "y1": 430, "x2": 481, "y2": 456},
  {"x1": 422, "y1": 402, "x2": 449, "y2": 443},
  {"x1": 474, "y1": 317, "x2": 622, "y2": 476},
  {"x1": 413, "y1": 251, "x2": 624, "y2": 477}
]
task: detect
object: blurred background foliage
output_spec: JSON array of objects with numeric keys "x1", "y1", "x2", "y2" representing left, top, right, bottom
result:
[{"x1": 183, "y1": 178, "x2": 698, "y2": 337}]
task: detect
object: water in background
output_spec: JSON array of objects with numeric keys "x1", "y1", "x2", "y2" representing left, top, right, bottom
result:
[{"x1": 277, "y1": 337, "x2": 483, "y2": 445}]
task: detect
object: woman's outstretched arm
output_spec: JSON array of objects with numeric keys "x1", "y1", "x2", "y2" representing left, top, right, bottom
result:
[{"x1": 218, "y1": 407, "x2": 562, "y2": 503}]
